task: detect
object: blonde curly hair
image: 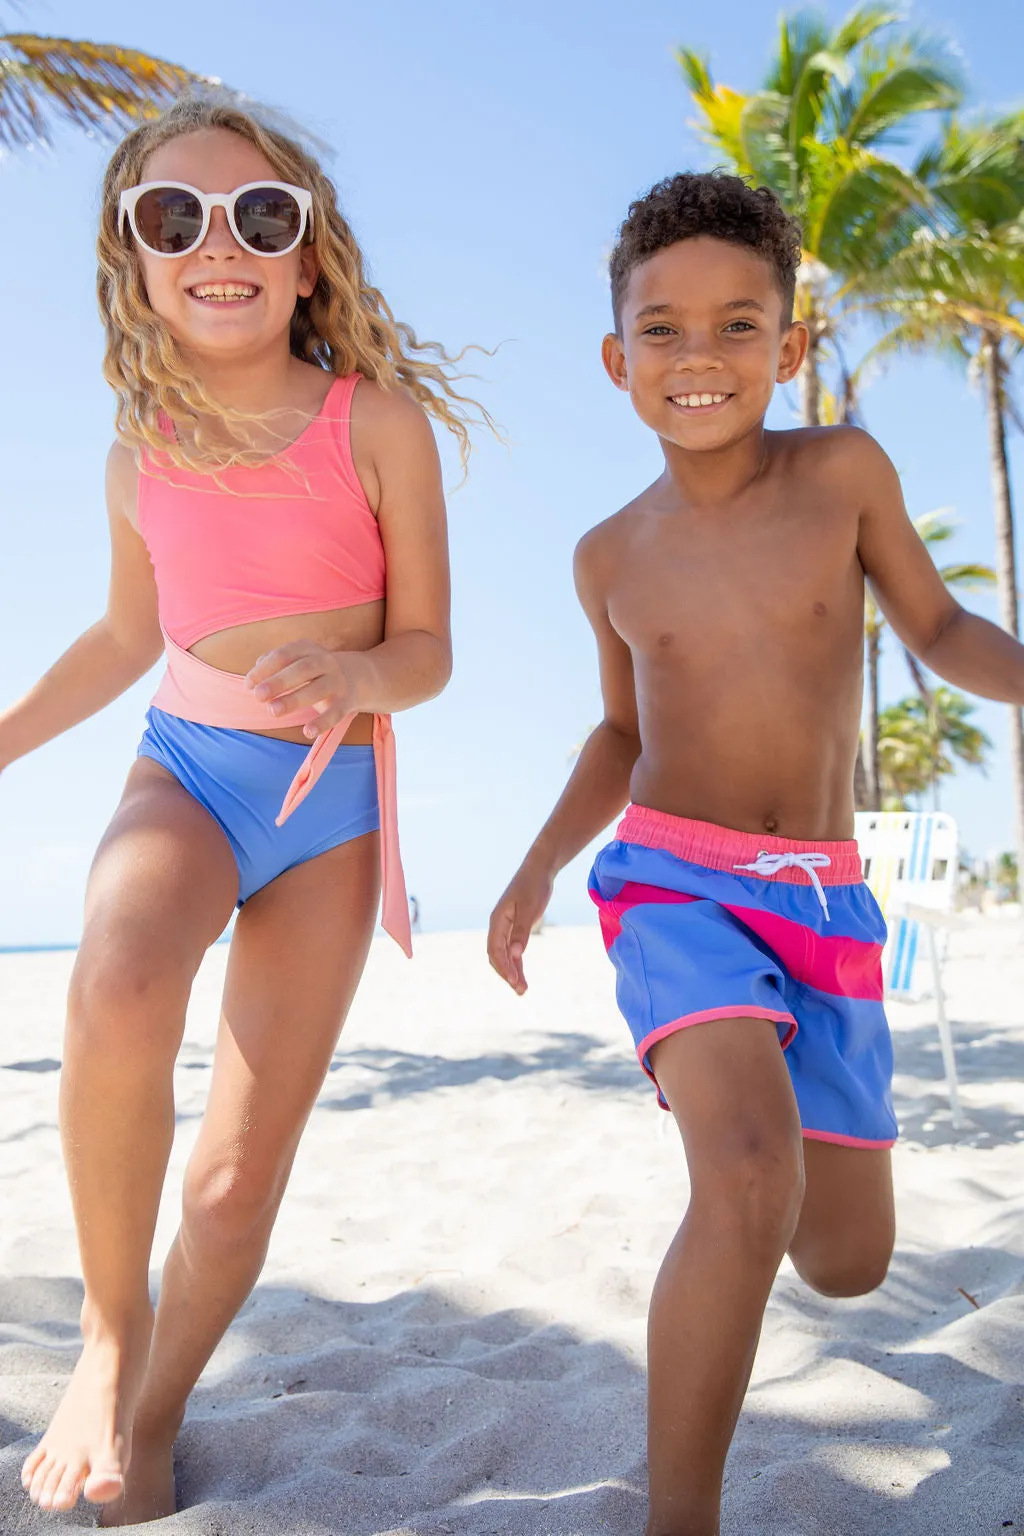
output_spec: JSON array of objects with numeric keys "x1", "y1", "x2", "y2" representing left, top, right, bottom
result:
[{"x1": 97, "y1": 93, "x2": 493, "y2": 472}]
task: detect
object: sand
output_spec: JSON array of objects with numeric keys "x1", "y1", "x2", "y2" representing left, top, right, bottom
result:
[{"x1": 0, "y1": 919, "x2": 1022, "y2": 1534}]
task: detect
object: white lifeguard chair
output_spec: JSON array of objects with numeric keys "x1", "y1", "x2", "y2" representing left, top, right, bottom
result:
[{"x1": 854, "y1": 811, "x2": 963, "y2": 1128}]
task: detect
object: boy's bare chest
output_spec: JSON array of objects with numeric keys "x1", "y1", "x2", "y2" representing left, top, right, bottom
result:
[{"x1": 607, "y1": 501, "x2": 863, "y2": 660}]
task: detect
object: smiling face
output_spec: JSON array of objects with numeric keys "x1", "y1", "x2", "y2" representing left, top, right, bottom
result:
[
  {"x1": 133, "y1": 126, "x2": 318, "y2": 363},
  {"x1": 603, "y1": 235, "x2": 807, "y2": 452}
]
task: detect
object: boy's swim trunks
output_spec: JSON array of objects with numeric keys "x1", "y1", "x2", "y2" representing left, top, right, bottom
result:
[{"x1": 588, "y1": 805, "x2": 897, "y2": 1147}]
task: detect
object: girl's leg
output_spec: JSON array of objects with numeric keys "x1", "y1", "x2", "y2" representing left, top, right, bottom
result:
[
  {"x1": 644, "y1": 1019, "x2": 805, "y2": 1536},
  {"x1": 22, "y1": 759, "x2": 238, "y2": 1513},
  {"x1": 101, "y1": 829, "x2": 380, "y2": 1527},
  {"x1": 787, "y1": 1139, "x2": 895, "y2": 1296}
]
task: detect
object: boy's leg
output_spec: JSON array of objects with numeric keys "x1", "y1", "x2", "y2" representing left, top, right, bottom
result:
[
  {"x1": 22, "y1": 759, "x2": 238, "y2": 1511},
  {"x1": 645, "y1": 1017, "x2": 805, "y2": 1536},
  {"x1": 101, "y1": 829, "x2": 380, "y2": 1527},
  {"x1": 788, "y1": 1140, "x2": 894, "y2": 1297}
]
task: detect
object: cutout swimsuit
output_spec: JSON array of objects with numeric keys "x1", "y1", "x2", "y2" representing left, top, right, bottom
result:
[{"x1": 135, "y1": 373, "x2": 411, "y2": 955}]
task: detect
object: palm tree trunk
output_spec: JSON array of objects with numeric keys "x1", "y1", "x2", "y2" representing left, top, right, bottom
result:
[
  {"x1": 862, "y1": 624, "x2": 881, "y2": 808},
  {"x1": 982, "y1": 335, "x2": 1024, "y2": 871},
  {"x1": 799, "y1": 334, "x2": 822, "y2": 426}
]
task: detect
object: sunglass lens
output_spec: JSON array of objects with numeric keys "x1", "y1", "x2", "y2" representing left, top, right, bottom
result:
[
  {"x1": 233, "y1": 187, "x2": 303, "y2": 253},
  {"x1": 134, "y1": 187, "x2": 204, "y2": 254}
]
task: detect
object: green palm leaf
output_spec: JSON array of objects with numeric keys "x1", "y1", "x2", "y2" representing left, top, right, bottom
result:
[
  {"x1": 831, "y1": 4, "x2": 902, "y2": 54},
  {"x1": 834, "y1": 36, "x2": 964, "y2": 147},
  {"x1": 0, "y1": 33, "x2": 205, "y2": 150}
]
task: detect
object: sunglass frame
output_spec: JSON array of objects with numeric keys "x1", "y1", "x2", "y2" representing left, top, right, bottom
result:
[{"x1": 118, "y1": 180, "x2": 314, "y2": 259}]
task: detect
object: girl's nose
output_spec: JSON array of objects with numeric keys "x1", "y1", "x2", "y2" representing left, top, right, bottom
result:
[{"x1": 199, "y1": 207, "x2": 239, "y2": 257}]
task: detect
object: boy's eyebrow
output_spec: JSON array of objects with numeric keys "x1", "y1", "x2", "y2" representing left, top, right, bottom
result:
[{"x1": 633, "y1": 298, "x2": 769, "y2": 321}]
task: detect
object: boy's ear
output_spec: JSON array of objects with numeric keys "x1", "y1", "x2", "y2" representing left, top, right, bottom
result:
[
  {"x1": 777, "y1": 320, "x2": 809, "y2": 384},
  {"x1": 602, "y1": 332, "x2": 629, "y2": 391}
]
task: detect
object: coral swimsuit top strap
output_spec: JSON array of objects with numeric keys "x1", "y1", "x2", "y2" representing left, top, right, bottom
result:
[{"x1": 141, "y1": 375, "x2": 411, "y2": 957}]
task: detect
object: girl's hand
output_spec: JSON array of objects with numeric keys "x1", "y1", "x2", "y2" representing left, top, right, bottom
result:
[
  {"x1": 246, "y1": 642, "x2": 368, "y2": 739},
  {"x1": 487, "y1": 860, "x2": 554, "y2": 996}
]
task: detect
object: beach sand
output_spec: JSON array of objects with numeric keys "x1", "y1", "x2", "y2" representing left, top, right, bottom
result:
[{"x1": 0, "y1": 920, "x2": 1021, "y2": 1534}]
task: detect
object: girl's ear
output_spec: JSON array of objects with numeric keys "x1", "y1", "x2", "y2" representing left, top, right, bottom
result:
[{"x1": 297, "y1": 243, "x2": 319, "y2": 300}]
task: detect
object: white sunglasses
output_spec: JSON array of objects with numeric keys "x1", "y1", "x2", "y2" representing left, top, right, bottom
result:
[{"x1": 119, "y1": 180, "x2": 313, "y2": 259}]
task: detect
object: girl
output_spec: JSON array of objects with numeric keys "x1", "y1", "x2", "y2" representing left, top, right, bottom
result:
[{"x1": 2, "y1": 94, "x2": 484, "y2": 1524}]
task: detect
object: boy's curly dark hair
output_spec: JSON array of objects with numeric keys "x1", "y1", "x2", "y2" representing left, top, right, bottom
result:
[{"x1": 609, "y1": 172, "x2": 803, "y2": 331}]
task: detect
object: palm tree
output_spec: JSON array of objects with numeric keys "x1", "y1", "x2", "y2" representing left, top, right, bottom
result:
[
  {"x1": 862, "y1": 509, "x2": 995, "y2": 807},
  {"x1": 878, "y1": 687, "x2": 991, "y2": 808},
  {"x1": 1, "y1": 22, "x2": 203, "y2": 149},
  {"x1": 678, "y1": 5, "x2": 964, "y2": 425},
  {"x1": 861, "y1": 115, "x2": 1024, "y2": 860}
]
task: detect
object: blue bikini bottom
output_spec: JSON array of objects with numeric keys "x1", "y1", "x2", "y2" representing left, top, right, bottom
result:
[{"x1": 137, "y1": 707, "x2": 380, "y2": 905}]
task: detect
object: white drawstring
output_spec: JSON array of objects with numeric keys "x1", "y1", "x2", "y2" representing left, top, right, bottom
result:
[{"x1": 734, "y1": 851, "x2": 833, "y2": 920}]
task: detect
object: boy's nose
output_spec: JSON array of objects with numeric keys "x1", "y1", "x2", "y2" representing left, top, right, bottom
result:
[{"x1": 676, "y1": 332, "x2": 723, "y2": 368}]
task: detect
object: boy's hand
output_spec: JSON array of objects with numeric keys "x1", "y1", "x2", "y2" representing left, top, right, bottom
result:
[
  {"x1": 487, "y1": 861, "x2": 554, "y2": 995},
  {"x1": 246, "y1": 642, "x2": 368, "y2": 739}
]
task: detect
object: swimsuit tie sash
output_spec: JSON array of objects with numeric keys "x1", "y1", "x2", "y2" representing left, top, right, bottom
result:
[{"x1": 151, "y1": 633, "x2": 412, "y2": 956}]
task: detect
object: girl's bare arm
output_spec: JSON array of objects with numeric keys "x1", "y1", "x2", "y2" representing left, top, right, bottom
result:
[
  {"x1": 0, "y1": 445, "x2": 163, "y2": 769},
  {"x1": 244, "y1": 387, "x2": 452, "y2": 729}
]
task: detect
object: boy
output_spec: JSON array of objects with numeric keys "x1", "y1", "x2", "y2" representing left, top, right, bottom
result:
[{"x1": 487, "y1": 172, "x2": 1024, "y2": 1536}]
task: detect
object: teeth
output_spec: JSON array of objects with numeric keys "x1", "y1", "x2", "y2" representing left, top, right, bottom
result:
[
  {"x1": 190, "y1": 283, "x2": 258, "y2": 301},
  {"x1": 671, "y1": 392, "x2": 729, "y2": 408}
]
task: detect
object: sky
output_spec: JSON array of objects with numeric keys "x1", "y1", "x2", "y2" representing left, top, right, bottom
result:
[{"x1": 2, "y1": 0, "x2": 1024, "y2": 945}]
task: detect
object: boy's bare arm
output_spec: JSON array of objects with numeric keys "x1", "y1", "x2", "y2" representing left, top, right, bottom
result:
[
  {"x1": 487, "y1": 522, "x2": 642, "y2": 993},
  {"x1": 854, "y1": 430, "x2": 1024, "y2": 703}
]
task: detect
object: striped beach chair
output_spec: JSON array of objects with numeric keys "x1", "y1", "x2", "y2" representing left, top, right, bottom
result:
[{"x1": 854, "y1": 811, "x2": 963, "y2": 1127}]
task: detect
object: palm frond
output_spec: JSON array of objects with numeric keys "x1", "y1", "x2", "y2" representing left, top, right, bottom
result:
[
  {"x1": 677, "y1": 47, "x2": 754, "y2": 175},
  {"x1": 912, "y1": 507, "x2": 958, "y2": 545},
  {"x1": 935, "y1": 561, "x2": 997, "y2": 589},
  {"x1": 831, "y1": 4, "x2": 902, "y2": 55},
  {"x1": 834, "y1": 34, "x2": 964, "y2": 148},
  {"x1": 766, "y1": 11, "x2": 833, "y2": 97},
  {"x1": 789, "y1": 49, "x2": 853, "y2": 180},
  {"x1": 808, "y1": 147, "x2": 930, "y2": 271},
  {"x1": 921, "y1": 114, "x2": 1024, "y2": 234},
  {"x1": 0, "y1": 33, "x2": 205, "y2": 150}
]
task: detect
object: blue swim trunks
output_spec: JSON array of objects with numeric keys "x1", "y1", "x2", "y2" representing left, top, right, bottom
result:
[
  {"x1": 138, "y1": 707, "x2": 380, "y2": 905},
  {"x1": 588, "y1": 805, "x2": 897, "y2": 1148}
]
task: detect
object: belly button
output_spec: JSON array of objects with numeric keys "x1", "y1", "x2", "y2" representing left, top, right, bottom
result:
[
  {"x1": 813, "y1": 601, "x2": 827, "y2": 617},
  {"x1": 764, "y1": 815, "x2": 779, "y2": 834}
]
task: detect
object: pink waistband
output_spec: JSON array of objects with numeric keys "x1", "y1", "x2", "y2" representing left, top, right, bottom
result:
[
  {"x1": 616, "y1": 805, "x2": 864, "y2": 886},
  {"x1": 151, "y1": 633, "x2": 412, "y2": 956}
]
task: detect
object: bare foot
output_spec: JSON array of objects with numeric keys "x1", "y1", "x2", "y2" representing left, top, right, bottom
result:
[
  {"x1": 21, "y1": 1308, "x2": 153, "y2": 1512},
  {"x1": 98, "y1": 1434, "x2": 177, "y2": 1527}
]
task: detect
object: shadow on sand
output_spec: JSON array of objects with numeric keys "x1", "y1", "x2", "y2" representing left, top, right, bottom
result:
[{"x1": 0, "y1": 1242, "x2": 1021, "y2": 1535}]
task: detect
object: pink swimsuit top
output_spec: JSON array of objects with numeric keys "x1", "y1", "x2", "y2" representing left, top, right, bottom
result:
[{"x1": 138, "y1": 373, "x2": 411, "y2": 956}]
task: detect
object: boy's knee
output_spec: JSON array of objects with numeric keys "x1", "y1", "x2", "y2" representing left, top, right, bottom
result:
[
  {"x1": 693, "y1": 1126, "x2": 806, "y2": 1255},
  {"x1": 794, "y1": 1240, "x2": 893, "y2": 1298}
]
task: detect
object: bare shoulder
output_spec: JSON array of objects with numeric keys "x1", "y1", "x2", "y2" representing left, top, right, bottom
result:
[
  {"x1": 574, "y1": 497, "x2": 645, "y2": 610},
  {"x1": 105, "y1": 440, "x2": 140, "y2": 527},
  {"x1": 777, "y1": 424, "x2": 896, "y2": 496},
  {"x1": 353, "y1": 377, "x2": 436, "y2": 455}
]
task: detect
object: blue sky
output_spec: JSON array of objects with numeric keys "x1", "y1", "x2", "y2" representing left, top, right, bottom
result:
[{"x1": 2, "y1": 0, "x2": 1024, "y2": 943}]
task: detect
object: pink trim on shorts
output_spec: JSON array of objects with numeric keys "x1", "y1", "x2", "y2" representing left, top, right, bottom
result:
[
  {"x1": 636, "y1": 1007, "x2": 798, "y2": 1094},
  {"x1": 801, "y1": 1128, "x2": 897, "y2": 1149},
  {"x1": 617, "y1": 805, "x2": 864, "y2": 886}
]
